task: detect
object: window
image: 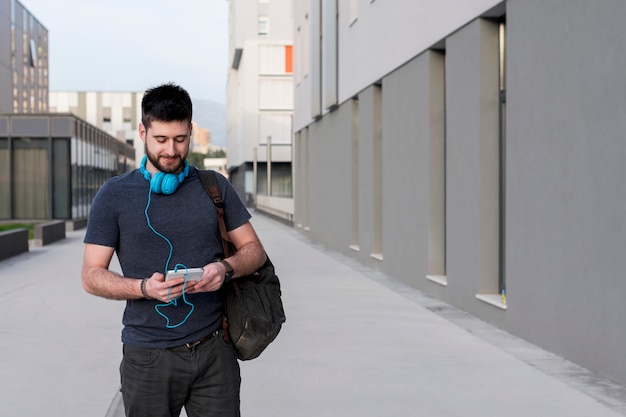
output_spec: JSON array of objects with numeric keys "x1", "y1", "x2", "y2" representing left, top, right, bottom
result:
[
  {"x1": 269, "y1": 162, "x2": 292, "y2": 198},
  {"x1": 371, "y1": 84, "x2": 383, "y2": 261},
  {"x1": 13, "y1": 138, "x2": 50, "y2": 219},
  {"x1": 0, "y1": 138, "x2": 10, "y2": 218},
  {"x1": 498, "y1": 18, "x2": 507, "y2": 302},
  {"x1": 102, "y1": 107, "x2": 112, "y2": 131},
  {"x1": 28, "y1": 39, "x2": 37, "y2": 67},
  {"x1": 257, "y1": 164, "x2": 267, "y2": 195},
  {"x1": 123, "y1": 108, "x2": 132, "y2": 131},
  {"x1": 102, "y1": 117, "x2": 112, "y2": 132},
  {"x1": 426, "y1": 50, "x2": 447, "y2": 286},
  {"x1": 473, "y1": 18, "x2": 505, "y2": 310},
  {"x1": 258, "y1": 16, "x2": 269, "y2": 35},
  {"x1": 350, "y1": 98, "x2": 359, "y2": 251}
]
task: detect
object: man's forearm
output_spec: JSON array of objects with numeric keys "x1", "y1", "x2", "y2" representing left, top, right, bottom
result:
[
  {"x1": 226, "y1": 241, "x2": 266, "y2": 278},
  {"x1": 82, "y1": 267, "x2": 143, "y2": 300}
]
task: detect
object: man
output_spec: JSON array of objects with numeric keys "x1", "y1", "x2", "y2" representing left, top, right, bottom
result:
[{"x1": 82, "y1": 83, "x2": 266, "y2": 417}]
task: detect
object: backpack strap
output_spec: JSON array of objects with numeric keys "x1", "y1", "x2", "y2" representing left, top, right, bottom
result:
[
  {"x1": 198, "y1": 170, "x2": 232, "y2": 257},
  {"x1": 197, "y1": 169, "x2": 235, "y2": 342}
]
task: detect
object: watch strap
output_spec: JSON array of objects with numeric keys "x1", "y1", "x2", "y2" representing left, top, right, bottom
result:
[{"x1": 219, "y1": 259, "x2": 234, "y2": 281}]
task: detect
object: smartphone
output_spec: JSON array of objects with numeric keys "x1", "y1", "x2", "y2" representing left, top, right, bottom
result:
[{"x1": 165, "y1": 267, "x2": 204, "y2": 283}]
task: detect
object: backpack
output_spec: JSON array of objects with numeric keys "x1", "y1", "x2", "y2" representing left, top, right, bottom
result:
[{"x1": 198, "y1": 170, "x2": 286, "y2": 360}]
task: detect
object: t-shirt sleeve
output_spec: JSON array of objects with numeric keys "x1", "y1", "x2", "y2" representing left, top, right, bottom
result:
[{"x1": 84, "y1": 180, "x2": 120, "y2": 248}]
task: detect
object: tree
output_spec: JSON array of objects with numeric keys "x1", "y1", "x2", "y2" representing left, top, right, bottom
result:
[
  {"x1": 186, "y1": 150, "x2": 227, "y2": 168},
  {"x1": 186, "y1": 152, "x2": 207, "y2": 168},
  {"x1": 208, "y1": 148, "x2": 226, "y2": 158}
]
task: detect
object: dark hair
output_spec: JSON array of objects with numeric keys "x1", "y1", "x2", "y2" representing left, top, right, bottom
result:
[{"x1": 141, "y1": 82, "x2": 193, "y2": 129}]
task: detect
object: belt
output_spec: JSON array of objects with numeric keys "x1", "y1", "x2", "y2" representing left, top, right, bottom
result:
[{"x1": 184, "y1": 330, "x2": 219, "y2": 349}]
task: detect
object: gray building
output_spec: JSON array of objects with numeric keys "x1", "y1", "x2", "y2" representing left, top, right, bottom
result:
[
  {"x1": 0, "y1": 113, "x2": 135, "y2": 220},
  {"x1": 293, "y1": 0, "x2": 626, "y2": 386},
  {"x1": 0, "y1": 0, "x2": 48, "y2": 114},
  {"x1": 0, "y1": 0, "x2": 135, "y2": 221}
]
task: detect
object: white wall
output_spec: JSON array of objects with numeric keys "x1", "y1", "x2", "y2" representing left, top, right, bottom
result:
[{"x1": 293, "y1": 0, "x2": 502, "y2": 132}]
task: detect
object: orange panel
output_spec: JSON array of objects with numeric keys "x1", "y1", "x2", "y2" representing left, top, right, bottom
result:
[{"x1": 285, "y1": 45, "x2": 293, "y2": 73}]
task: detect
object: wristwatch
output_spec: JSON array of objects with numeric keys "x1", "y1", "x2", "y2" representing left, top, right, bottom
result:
[{"x1": 219, "y1": 259, "x2": 234, "y2": 283}]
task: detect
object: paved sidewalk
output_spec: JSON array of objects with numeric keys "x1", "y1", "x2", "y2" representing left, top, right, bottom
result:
[{"x1": 2, "y1": 212, "x2": 626, "y2": 416}]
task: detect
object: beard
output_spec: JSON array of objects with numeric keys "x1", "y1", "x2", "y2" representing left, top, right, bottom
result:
[{"x1": 145, "y1": 147, "x2": 186, "y2": 174}]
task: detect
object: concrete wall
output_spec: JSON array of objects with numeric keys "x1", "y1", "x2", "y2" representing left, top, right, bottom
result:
[
  {"x1": 293, "y1": 0, "x2": 626, "y2": 386},
  {"x1": 380, "y1": 51, "x2": 442, "y2": 289},
  {"x1": 445, "y1": 18, "x2": 502, "y2": 313},
  {"x1": 304, "y1": 104, "x2": 353, "y2": 252},
  {"x1": 505, "y1": 0, "x2": 626, "y2": 380}
]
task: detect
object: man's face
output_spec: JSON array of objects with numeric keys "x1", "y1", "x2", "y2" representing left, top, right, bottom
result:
[{"x1": 139, "y1": 119, "x2": 192, "y2": 174}]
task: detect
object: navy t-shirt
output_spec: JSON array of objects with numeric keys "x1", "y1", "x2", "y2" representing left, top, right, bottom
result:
[{"x1": 84, "y1": 167, "x2": 251, "y2": 348}]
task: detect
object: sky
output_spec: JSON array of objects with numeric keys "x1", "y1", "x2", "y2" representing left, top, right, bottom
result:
[{"x1": 22, "y1": 0, "x2": 229, "y2": 104}]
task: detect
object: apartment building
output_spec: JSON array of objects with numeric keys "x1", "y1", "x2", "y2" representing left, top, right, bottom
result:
[
  {"x1": 0, "y1": 0, "x2": 48, "y2": 113},
  {"x1": 49, "y1": 91, "x2": 144, "y2": 163},
  {"x1": 293, "y1": 0, "x2": 626, "y2": 386},
  {"x1": 191, "y1": 122, "x2": 212, "y2": 154},
  {"x1": 226, "y1": 0, "x2": 294, "y2": 218}
]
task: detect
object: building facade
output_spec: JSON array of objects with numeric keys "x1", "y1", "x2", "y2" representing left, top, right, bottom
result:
[
  {"x1": 49, "y1": 91, "x2": 144, "y2": 164},
  {"x1": 0, "y1": 0, "x2": 48, "y2": 114},
  {"x1": 191, "y1": 121, "x2": 212, "y2": 154},
  {"x1": 293, "y1": 0, "x2": 626, "y2": 386},
  {"x1": 226, "y1": 0, "x2": 294, "y2": 220},
  {"x1": 0, "y1": 113, "x2": 135, "y2": 220}
]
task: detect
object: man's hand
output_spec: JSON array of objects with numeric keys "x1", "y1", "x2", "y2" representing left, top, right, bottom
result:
[
  {"x1": 186, "y1": 262, "x2": 226, "y2": 294},
  {"x1": 144, "y1": 272, "x2": 196, "y2": 302}
]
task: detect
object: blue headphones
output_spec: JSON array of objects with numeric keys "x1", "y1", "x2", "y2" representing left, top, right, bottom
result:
[{"x1": 140, "y1": 155, "x2": 190, "y2": 195}]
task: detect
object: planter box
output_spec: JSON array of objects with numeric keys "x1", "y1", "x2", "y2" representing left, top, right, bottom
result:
[
  {"x1": 33, "y1": 220, "x2": 66, "y2": 247},
  {"x1": 0, "y1": 228, "x2": 29, "y2": 261}
]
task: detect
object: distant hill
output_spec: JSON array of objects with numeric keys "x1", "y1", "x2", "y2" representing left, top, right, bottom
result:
[{"x1": 193, "y1": 99, "x2": 226, "y2": 147}]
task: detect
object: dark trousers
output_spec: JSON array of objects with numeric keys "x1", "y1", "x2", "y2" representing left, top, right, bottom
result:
[{"x1": 120, "y1": 331, "x2": 241, "y2": 417}]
